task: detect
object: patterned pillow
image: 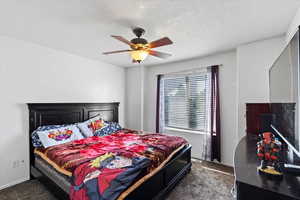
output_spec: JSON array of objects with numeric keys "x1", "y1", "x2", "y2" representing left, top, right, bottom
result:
[
  {"x1": 94, "y1": 121, "x2": 122, "y2": 136},
  {"x1": 32, "y1": 124, "x2": 70, "y2": 148},
  {"x1": 37, "y1": 125, "x2": 84, "y2": 148},
  {"x1": 77, "y1": 115, "x2": 108, "y2": 137}
]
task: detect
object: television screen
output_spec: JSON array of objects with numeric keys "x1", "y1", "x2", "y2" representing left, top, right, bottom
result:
[{"x1": 269, "y1": 29, "x2": 300, "y2": 154}]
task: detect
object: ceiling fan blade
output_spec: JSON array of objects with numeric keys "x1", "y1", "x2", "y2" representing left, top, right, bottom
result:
[
  {"x1": 103, "y1": 50, "x2": 132, "y2": 55},
  {"x1": 148, "y1": 37, "x2": 173, "y2": 48},
  {"x1": 111, "y1": 35, "x2": 133, "y2": 46},
  {"x1": 148, "y1": 50, "x2": 172, "y2": 59}
]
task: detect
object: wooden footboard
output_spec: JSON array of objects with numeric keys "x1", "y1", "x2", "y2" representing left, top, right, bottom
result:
[{"x1": 124, "y1": 144, "x2": 192, "y2": 200}]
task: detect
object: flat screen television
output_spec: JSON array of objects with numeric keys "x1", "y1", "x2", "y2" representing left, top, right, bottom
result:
[{"x1": 269, "y1": 27, "x2": 300, "y2": 159}]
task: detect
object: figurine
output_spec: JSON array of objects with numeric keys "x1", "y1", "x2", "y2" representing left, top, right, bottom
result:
[{"x1": 257, "y1": 132, "x2": 283, "y2": 176}]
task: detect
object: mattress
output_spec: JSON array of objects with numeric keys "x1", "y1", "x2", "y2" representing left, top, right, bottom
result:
[
  {"x1": 34, "y1": 148, "x2": 72, "y2": 177},
  {"x1": 35, "y1": 155, "x2": 71, "y2": 193}
]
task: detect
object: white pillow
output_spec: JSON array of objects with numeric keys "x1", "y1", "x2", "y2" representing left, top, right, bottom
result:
[
  {"x1": 77, "y1": 115, "x2": 108, "y2": 137},
  {"x1": 37, "y1": 125, "x2": 84, "y2": 148}
]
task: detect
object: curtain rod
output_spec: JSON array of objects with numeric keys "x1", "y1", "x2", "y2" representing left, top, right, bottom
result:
[{"x1": 156, "y1": 64, "x2": 223, "y2": 76}]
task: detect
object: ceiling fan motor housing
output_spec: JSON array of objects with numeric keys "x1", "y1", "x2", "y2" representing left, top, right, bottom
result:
[
  {"x1": 133, "y1": 27, "x2": 145, "y2": 38},
  {"x1": 131, "y1": 28, "x2": 147, "y2": 50},
  {"x1": 131, "y1": 38, "x2": 148, "y2": 45}
]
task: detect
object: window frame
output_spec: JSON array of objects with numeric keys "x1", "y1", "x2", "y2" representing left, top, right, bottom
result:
[{"x1": 161, "y1": 71, "x2": 211, "y2": 132}]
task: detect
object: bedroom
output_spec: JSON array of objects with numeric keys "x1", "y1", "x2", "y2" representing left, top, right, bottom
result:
[{"x1": 1, "y1": 0, "x2": 300, "y2": 200}]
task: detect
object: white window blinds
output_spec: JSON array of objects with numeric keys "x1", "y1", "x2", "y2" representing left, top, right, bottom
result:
[{"x1": 162, "y1": 71, "x2": 211, "y2": 132}]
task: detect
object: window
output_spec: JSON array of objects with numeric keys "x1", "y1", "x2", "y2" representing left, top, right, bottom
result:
[{"x1": 161, "y1": 72, "x2": 211, "y2": 132}]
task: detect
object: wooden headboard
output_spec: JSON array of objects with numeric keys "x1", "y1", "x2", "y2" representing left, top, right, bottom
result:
[{"x1": 27, "y1": 103, "x2": 119, "y2": 170}]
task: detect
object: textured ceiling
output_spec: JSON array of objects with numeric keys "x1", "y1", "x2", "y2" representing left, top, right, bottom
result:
[{"x1": 0, "y1": 0, "x2": 299, "y2": 67}]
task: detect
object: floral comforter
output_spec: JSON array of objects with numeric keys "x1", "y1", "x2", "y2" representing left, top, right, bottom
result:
[{"x1": 35, "y1": 130, "x2": 187, "y2": 200}]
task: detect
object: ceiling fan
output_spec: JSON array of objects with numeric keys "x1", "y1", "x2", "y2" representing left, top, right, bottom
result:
[{"x1": 103, "y1": 27, "x2": 173, "y2": 63}]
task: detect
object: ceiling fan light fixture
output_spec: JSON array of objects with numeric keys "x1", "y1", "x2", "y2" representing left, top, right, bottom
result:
[
  {"x1": 103, "y1": 28, "x2": 173, "y2": 63},
  {"x1": 130, "y1": 50, "x2": 148, "y2": 63}
]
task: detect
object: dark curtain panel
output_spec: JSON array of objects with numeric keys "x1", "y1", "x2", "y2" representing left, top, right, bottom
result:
[
  {"x1": 156, "y1": 74, "x2": 162, "y2": 133},
  {"x1": 210, "y1": 65, "x2": 221, "y2": 162}
]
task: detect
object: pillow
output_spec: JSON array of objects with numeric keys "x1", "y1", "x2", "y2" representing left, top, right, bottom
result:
[
  {"x1": 77, "y1": 115, "x2": 108, "y2": 137},
  {"x1": 32, "y1": 124, "x2": 70, "y2": 148},
  {"x1": 94, "y1": 121, "x2": 122, "y2": 136},
  {"x1": 37, "y1": 125, "x2": 84, "y2": 148}
]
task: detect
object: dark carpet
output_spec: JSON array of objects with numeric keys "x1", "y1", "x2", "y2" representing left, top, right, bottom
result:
[
  {"x1": 0, "y1": 160, "x2": 234, "y2": 200},
  {"x1": 166, "y1": 160, "x2": 234, "y2": 200}
]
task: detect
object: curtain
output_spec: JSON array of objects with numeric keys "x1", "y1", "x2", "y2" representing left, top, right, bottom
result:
[
  {"x1": 156, "y1": 74, "x2": 162, "y2": 132},
  {"x1": 210, "y1": 65, "x2": 221, "y2": 162}
]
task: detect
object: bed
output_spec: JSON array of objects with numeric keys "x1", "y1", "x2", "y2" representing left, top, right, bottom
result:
[{"x1": 28, "y1": 103, "x2": 192, "y2": 200}]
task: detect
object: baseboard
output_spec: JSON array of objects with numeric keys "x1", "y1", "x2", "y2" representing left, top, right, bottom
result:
[
  {"x1": 0, "y1": 177, "x2": 29, "y2": 190},
  {"x1": 192, "y1": 157, "x2": 233, "y2": 168},
  {"x1": 191, "y1": 158, "x2": 234, "y2": 175}
]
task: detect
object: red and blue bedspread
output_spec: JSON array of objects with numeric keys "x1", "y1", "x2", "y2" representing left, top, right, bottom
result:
[{"x1": 35, "y1": 130, "x2": 187, "y2": 200}]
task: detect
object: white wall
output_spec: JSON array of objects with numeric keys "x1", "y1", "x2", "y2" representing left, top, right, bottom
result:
[
  {"x1": 0, "y1": 36, "x2": 125, "y2": 189},
  {"x1": 286, "y1": 7, "x2": 300, "y2": 43},
  {"x1": 125, "y1": 67, "x2": 142, "y2": 130},
  {"x1": 126, "y1": 51, "x2": 238, "y2": 166},
  {"x1": 236, "y1": 36, "x2": 285, "y2": 139}
]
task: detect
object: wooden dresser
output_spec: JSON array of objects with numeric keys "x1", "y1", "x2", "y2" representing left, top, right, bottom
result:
[{"x1": 234, "y1": 135, "x2": 300, "y2": 200}]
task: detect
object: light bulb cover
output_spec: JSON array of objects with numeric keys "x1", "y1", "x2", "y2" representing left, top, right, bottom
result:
[{"x1": 130, "y1": 50, "x2": 148, "y2": 62}]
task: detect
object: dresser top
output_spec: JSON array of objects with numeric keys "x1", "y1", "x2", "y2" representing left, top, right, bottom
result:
[{"x1": 234, "y1": 135, "x2": 300, "y2": 199}]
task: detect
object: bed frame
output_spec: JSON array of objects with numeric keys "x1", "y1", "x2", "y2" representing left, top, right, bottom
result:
[{"x1": 28, "y1": 103, "x2": 192, "y2": 200}]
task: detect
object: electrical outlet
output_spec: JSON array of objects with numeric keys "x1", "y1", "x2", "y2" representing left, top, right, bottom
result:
[
  {"x1": 12, "y1": 160, "x2": 25, "y2": 168},
  {"x1": 13, "y1": 160, "x2": 20, "y2": 168}
]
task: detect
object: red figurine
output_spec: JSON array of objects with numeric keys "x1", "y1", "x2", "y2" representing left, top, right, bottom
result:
[{"x1": 257, "y1": 132, "x2": 282, "y2": 176}]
